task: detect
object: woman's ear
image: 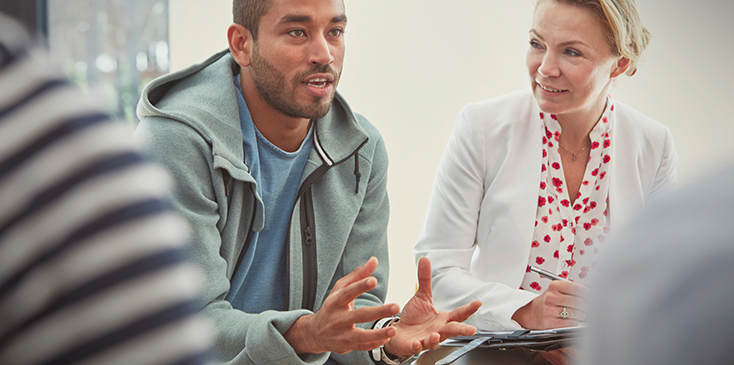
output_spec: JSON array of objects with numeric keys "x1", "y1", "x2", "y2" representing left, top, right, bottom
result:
[
  {"x1": 610, "y1": 57, "x2": 631, "y2": 78},
  {"x1": 228, "y1": 24, "x2": 253, "y2": 67}
]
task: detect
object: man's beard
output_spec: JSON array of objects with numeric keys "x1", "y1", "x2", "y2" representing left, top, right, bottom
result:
[{"x1": 249, "y1": 46, "x2": 340, "y2": 120}]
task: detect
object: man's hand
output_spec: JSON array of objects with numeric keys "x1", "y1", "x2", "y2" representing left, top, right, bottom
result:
[
  {"x1": 284, "y1": 257, "x2": 400, "y2": 354},
  {"x1": 512, "y1": 280, "x2": 588, "y2": 330},
  {"x1": 383, "y1": 257, "x2": 482, "y2": 357}
]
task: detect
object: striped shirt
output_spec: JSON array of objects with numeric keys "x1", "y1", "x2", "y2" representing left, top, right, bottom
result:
[{"x1": 0, "y1": 14, "x2": 212, "y2": 365}]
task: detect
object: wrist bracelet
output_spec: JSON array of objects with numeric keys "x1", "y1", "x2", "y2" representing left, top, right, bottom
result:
[{"x1": 371, "y1": 316, "x2": 411, "y2": 364}]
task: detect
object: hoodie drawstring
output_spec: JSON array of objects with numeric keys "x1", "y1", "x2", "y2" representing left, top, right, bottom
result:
[{"x1": 353, "y1": 153, "x2": 361, "y2": 194}]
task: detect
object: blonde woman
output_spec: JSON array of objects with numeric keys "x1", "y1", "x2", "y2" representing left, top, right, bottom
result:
[{"x1": 415, "y1": 0, "x2": 677, "y2": 333}]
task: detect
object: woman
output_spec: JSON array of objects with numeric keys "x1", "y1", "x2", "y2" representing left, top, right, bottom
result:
[{"x1": 414, "y1": 0, "x2": 677, "y2": 332}]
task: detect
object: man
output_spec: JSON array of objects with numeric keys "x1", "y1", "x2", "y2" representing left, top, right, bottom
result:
[
  {"x1": 0, "y1": 11, "x2": 211, "y2": 365},
  {"x1": 135, "y1": 0, "x2": 481, "y2": 364},
  {"x1": 579, "y1": 164, "x2": 734, "y2": 365}
]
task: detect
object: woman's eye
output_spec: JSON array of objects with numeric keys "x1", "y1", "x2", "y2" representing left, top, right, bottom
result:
[
  {"x1": 565, "y1": 49, "x2": 580, "y2": 57},
  {"x1": 529, "y1": 40, "x2": 542, "y2": 49}
]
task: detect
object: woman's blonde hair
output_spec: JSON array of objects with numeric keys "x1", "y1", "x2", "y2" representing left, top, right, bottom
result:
[{"x1": 541, "y1": 0, "x2": 650, "y2": 76}]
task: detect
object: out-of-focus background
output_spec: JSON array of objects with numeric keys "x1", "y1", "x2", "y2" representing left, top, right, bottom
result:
[{"x1": 7, "y1": 0, "x2": 731, "y2": 306}]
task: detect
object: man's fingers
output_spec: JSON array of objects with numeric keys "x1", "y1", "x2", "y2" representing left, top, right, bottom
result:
[
  {"x1": 415, "y1": 257, "x2": 433, "y2": 298},
  {"x1": 345, "y1": 326, "x2": 396, "y2": 348},
  {"x1": 447, "y1": 299, "x2": 482, "y2": 323},
  {"x1": 439, "y1": 321, "x2": 477, "y2": 340},
  {"x1": 420, "y1": 332, "x2": 441, "y2": 352},
  {"x1": 344, "y1": 303, "x2": 400, "y2": 324},
  {"x1": 328, "y1": 276, "x2": 379, "y2": 308},
  {"x1": 332, "y1": 257, "x2": 379, "y2": 292}
]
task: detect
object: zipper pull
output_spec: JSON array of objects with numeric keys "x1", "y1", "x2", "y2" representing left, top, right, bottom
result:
[{"x1": 304, "y1": 226, "x2": 314, "y2": 245}]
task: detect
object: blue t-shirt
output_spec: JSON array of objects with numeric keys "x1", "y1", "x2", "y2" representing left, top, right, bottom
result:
[{"x1": 225, "y1": 75, "x2": 313, "y2": 313}]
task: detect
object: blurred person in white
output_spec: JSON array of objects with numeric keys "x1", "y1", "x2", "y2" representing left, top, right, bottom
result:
[
  {"x1": 414, "y1": 0, "x2": 677, "y2": 355},
  {"x1": 579, "y1": 164, "x2": 734, "y2": 365},
  {"x1": 0, "y1": 12, "x2": 212, "y2": 365}
]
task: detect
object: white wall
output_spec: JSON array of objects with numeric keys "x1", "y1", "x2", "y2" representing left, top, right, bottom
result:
[{"x1": 170, "y1": 0, "x2": 734, "y2": 306}]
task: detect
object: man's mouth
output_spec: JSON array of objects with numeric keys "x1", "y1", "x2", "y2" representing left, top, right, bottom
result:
[{"x1": 305, "y1": 78, "x2": 330, "y2": 88}]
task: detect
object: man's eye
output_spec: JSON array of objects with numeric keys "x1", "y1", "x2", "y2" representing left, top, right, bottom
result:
[
  {"x1": 288, "y1": 30, "x2": 305, "y2": 37},
  {"x1": 328, "y1": 29, "x2": 343, "y2": 37}
]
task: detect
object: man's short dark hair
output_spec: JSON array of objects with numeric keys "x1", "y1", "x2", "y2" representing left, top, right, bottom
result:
[{"x1": 233, "y1": 0, "x2": 272, "y2": 40}]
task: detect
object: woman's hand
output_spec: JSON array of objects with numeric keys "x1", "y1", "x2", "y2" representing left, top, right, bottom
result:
[{"x1": 512, "y1": 280, "x2": 588, "y2": 329}]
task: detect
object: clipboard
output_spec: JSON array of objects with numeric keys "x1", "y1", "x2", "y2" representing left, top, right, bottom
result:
[{"x1": 433, "y1": 326, "x2": 583, "y2": 365}]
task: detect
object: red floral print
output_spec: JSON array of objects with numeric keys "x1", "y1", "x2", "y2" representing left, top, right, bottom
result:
[{"x1": 523, "y1": 107, "x2": 612, "y2": 292}]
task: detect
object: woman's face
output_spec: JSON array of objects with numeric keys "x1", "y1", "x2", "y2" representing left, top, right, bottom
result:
[{"x1": 527, "y1": 0, "x2": 629, "y2": 121}]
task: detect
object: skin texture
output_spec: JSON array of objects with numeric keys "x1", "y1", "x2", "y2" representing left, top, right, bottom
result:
[
  {"x1": 526, "y1": 0, "x2": 630, "y2": 205},
  {"x1": 228, "y1": 0, "x2": 345, "y2": 152},
  {"x1": 227, "y1": 0, "x2": 482, "y2": 358}
]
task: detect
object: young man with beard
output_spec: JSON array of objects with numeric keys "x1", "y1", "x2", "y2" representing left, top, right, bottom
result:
[{"x1": 135, "y1": 0, "x2": 481, "y2": 364}]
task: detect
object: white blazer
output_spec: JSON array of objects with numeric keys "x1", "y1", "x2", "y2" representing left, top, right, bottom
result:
[{"x1": 414, "y1": 89, "x2": 678, "y2": 330}]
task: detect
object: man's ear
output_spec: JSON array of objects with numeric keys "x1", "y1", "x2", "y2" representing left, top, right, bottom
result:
[
  {"x1": 228, "y1": 24, "x2": 253, "y2": 67},
  {"x1": 610, "y1": 56, "x2": 631, "y2": 78}
]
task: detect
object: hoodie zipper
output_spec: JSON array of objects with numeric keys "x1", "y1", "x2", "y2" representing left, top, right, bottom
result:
[
  {"x1": 299, "y1": 188, "x2": 317, "y2": 311},
  {"x1": 284, "y1": 125, "x2": 368, "y2": 311}
]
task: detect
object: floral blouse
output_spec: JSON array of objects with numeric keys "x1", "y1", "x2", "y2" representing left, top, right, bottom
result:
[{"x1": 520, "y1": 102, "x2": 615, "y2": 293}]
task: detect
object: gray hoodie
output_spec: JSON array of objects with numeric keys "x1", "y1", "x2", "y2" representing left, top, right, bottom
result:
[{"x1": 135, "y1": 50, "x2": 390, "y2": 365}]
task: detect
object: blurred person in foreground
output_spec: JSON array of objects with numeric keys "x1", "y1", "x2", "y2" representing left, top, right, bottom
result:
[
  {"x1": 579, "y1": 164, "x2": 734, "y2": 365},
  {"x1": 0, "y1": 11, "x2": 212, "y2": 365},
  {"x1": 135, "y1": 0, "x2": 481, "y2": 364},
  {"x1": 415, "y1": 0, "x2": 677, "y2": 334}
]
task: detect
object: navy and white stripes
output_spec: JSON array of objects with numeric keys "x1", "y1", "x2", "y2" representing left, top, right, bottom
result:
[{"x1": 0, "y1": 13, "x2": 212, "y2": 365}]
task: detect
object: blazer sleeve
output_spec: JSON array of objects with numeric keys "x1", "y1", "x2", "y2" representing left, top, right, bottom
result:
[
  {"x1": 650, "y1": 126, "x2": 678, "y2": 196},
  {"x1": 414, "y1": 104, "x2": 537, "y2": 331}
]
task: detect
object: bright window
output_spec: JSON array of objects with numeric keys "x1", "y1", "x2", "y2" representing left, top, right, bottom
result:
[{"x1": 47, "y1": 0, "x2": 169, "y2": 125}]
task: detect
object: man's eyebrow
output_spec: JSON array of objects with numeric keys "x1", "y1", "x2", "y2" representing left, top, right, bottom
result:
[
  {"x1": 279, "y1": 14, "x2": 311, "y2": 24},
  {"x1": 278, "y1": 14, "x2": 347, "y2": 25}
]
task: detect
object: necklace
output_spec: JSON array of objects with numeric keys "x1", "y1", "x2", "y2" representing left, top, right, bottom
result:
[{"x1": 558, "y1": 142, "x2": 589, "y2": 161}]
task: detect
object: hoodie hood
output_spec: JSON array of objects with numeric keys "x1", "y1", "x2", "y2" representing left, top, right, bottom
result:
[{"x1": 137, "y1": 50, "x2": 369, "y2": 179}]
